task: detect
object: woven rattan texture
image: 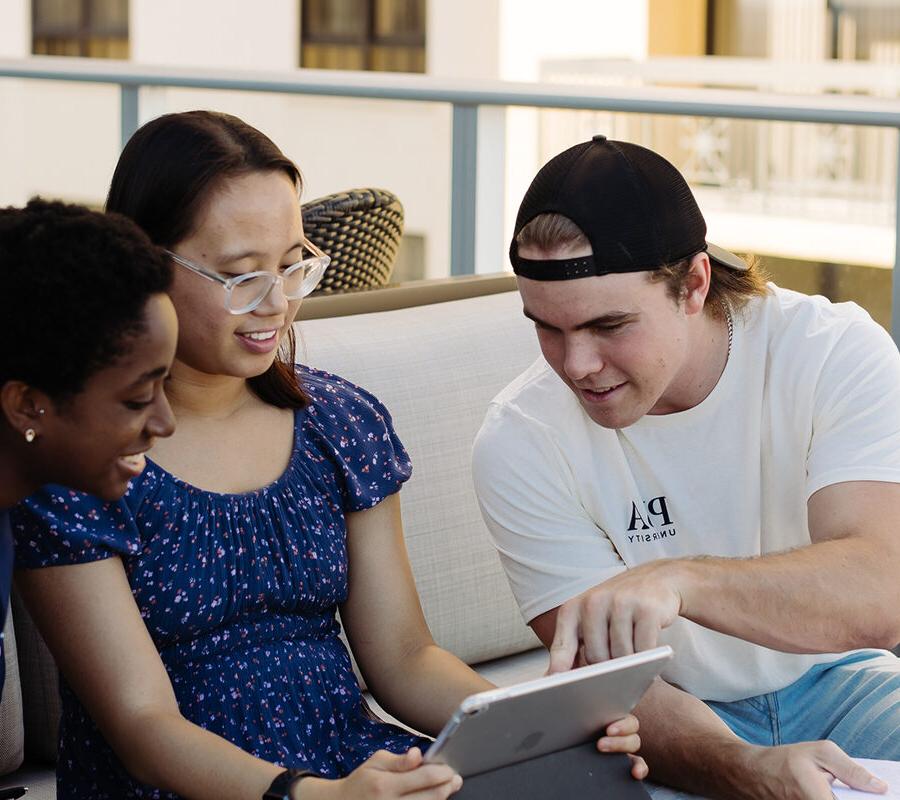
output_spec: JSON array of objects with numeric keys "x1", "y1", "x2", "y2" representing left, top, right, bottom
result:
[{"x1": 303, "y1": 188, "x2": 404, "y2": 296}]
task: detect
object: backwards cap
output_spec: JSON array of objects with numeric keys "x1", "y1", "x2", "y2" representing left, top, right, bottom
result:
[{"x1": 510, "y1": 135, "x2": 745, "y2": 280}]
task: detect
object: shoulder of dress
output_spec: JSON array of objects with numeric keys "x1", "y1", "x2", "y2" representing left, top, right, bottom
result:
[{"x1": 296, "y1": 364, "x2": 368, "y2": 404}]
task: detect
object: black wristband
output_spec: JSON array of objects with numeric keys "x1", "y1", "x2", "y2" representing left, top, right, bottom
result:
[{"x1": 262, "y1": 768, "x2": 317, "y2": 800}]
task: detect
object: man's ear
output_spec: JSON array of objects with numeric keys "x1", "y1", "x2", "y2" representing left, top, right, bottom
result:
[
  {"x1": 0, "y1": 381, "x2": 51, "y2": 439},
  {"x1": 682, "y1": 252, "x2": 712, "y2": 317}
]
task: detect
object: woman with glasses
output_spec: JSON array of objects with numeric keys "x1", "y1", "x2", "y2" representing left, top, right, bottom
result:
[
  {"x1": 13, "y1": 111, "x2": 643, "y2": 800},
  {"x1": 0, "y1": 198, "x2": 177, "y2": 701}
]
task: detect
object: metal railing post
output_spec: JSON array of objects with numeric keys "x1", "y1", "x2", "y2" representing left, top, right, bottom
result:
[
  {"x1": 451, "y1": 103, "x2": 478, "y2": 276},
  {"x1": 120, "y1": 83, "x2": 139, "y2": 152},
  {"x1": 893, "y1": 129, "x2": 900, "y2": 348}
]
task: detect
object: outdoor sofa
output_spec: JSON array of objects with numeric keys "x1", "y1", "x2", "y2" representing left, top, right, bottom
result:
[{"x1": 0, "y1": 274, "x2": 551, "y2": 797}]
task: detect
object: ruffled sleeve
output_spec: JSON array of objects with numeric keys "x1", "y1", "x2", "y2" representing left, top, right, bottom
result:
[
  {"x1": 299, "y1": 366, "x2": 412, "y2": 512},
  {"x1": 12, "y1": 486, "x2": 141, "y2": 569}
]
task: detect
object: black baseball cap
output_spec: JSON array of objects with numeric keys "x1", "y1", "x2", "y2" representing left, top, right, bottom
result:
[{"x1": 510, "y1": 135, "x2": 746, "y2": 280}]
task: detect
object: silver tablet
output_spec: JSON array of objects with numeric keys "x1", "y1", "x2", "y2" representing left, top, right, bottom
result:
[{"x1": 424, "y1": 645, "x2": 672, "y2": 777}]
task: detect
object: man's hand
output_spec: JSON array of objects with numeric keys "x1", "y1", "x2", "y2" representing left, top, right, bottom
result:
[
  {"x1": 734, "y1": 740, "x2": 888, "y2": 800},
  {"x1": 548, "y1": 560, "x2": 684, "y2": 672}
]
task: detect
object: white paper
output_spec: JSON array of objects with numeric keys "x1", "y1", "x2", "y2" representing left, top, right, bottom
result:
[{"x1": 833, "y1": 759, "x2": 900, "y2": 799}]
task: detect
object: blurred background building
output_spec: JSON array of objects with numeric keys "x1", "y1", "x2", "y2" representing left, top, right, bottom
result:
[{"x1": 1, "y1": 0, "x2": 899, "y2": 325}]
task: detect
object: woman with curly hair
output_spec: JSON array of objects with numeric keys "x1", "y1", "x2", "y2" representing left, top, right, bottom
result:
[{"x1": 0, "y1": 198, "x2": 177, "y2": 700}]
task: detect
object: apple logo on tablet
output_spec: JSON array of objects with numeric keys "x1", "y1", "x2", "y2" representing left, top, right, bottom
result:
[{"x1": 515, "y1": 731, "x2": 544, "y2": 752}]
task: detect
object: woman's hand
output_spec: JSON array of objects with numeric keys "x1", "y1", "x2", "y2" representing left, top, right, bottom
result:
[
  {"x1": 596, "y1": 715, "x2": 648, "y2": 780},
  {"x1": 301, "y1": 748, "x2": 462, "y2": 799}
]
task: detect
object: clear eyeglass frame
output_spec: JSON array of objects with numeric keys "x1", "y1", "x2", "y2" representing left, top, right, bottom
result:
[{"x1": 164, "y1": 238, "x2": 331, "y2": 315}]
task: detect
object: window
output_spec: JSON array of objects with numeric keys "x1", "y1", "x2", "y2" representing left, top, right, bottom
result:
[
  {"x1": 32, "y1": 0, "x2": 129, "y2": 59},
  {"x1": 707, "y1": 0, "x2": 900, "y2": 60},
  {"x1": 300, "y1": 0, "x2": 426, "y2": 73}
]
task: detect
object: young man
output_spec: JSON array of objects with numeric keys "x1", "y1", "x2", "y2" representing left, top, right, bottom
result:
[{"x1": 473, "y1": 135, "x2": 900, "y2": 800}]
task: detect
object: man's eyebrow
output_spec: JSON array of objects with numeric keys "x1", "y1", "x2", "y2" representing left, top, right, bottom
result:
[
  {"x1": 522, "y1": 308, "x2": 637, "y2": 331},
  {"x1": 129, "y1": 366, "x2": 168, "y2": 387}
]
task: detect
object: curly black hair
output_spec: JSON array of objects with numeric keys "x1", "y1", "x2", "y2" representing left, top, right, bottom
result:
[{"x1": 0, "y1": 198, "x2": 173, "y2": 401}]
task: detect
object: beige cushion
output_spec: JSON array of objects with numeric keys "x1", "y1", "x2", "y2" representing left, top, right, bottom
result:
[
  {"x1": 0, "y1": 604, "x2": 25, "y2": 775},
  {"x1": 298, "y1": 290, "x2": 542, "y2": 665}
]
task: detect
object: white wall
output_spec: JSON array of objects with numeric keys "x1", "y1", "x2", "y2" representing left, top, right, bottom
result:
[
  {"x1": 0, "y1": 1, "x2": 455, "y2": 277},
  {"x1": 0, "y1": 0, "x2": 652, "y2": 277},
  {"x1": 428, "y1": 0, "x2": 501, "y2": 79},
  {"x1": 0, "y1": 0, "x2": 28, "y2": 57},
  {"x1": 132, "y1": 0, "x2": 298, "y2": 69},
  {"x1": 130, "y1": 0, "x2": 453, "y2": 277},
  {"x1": 497, "y1": 1, "x2": 649, "y2": 273},
  {"x1": 0, "y1": 1, "x2": 29, "y2": 209},
  {"x1": 0, "y1": 2, "x2": 120, "y2": 206},
  {"x1": 499, "y1": 0, "x2": 648, "y2": 82}
]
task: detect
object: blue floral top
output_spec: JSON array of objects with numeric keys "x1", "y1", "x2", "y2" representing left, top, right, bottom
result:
[{"x1": 13, "y1": 367, "x2": 426, "y2": 799}]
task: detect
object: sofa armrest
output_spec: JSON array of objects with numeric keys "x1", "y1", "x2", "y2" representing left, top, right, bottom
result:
[{"x1": 300, "y1": 273, "x2": 517, "y2": 319}]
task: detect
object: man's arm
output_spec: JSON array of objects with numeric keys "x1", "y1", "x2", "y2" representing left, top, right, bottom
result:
[
  {"x1": 532, "y1": 611, "x2": 889, "y2": 800},
  {"x1": 632, "y1": 678, "x2": 887, "y2": 800},
  {"x1": 680, "y1": 479, "x2": 900, "y2": 652},
  {"x1": 547, "y1": 480, "x2": 900, "y2": 669}
]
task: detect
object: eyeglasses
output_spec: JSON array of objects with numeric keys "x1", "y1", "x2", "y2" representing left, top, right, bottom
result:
[{"x1": 165, "y1": 238, "x2": 330, "y2": 315}]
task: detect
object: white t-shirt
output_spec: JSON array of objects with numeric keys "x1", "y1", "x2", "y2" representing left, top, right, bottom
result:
[{"x1": 473, "y1": 285, "x2": 900, "y2": 702}]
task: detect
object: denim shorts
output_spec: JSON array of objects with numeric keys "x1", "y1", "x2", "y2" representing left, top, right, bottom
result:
[{"x1": 706, "y1": 649, "x2": 900, "y2": 759}]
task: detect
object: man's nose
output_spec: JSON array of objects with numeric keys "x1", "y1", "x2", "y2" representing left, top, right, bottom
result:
[{"x1": 563, "y1": 336, "x2": 605, "y2": 382}]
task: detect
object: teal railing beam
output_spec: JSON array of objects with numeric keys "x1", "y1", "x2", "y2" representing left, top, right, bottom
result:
[
  {"x1": 2, "y1": 56, "x2": 900, "y2": 343},
  {"x1": 119, "y1": 84, "x2": 139, "y2": 152},
  {"x1": 2, "y1": 57, "x2": 900, "y2": 127},
  {"x1": 450, "y1": 105, "x2": 478, "y2": 277}
]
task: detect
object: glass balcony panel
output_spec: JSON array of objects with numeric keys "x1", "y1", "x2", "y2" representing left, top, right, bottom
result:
[
  {"x1": 303, "y1": 0, "x2": 369, "y2": 40},
  {"x1": 33, "y1": 0, "x2": 82, "y2": 31},
  {"x1": 86, "y1": 35, "x2": 129, "y2": 59},
  {"x1": 89, "y1": 0, "x2": 129, "y2": 36},
  {"x1": 763, "y1": 257, "x2": 892, "y2": 331},
  {"x1": 301, "y1": 43, "x2": 367, "y2": 70},
  {"x1": 33, "y1": 37, "x2": 84, "y2": 56},
  {"x1": 374, "y1": 0, "x2": 425, "y2": 40},
  {"x1": 370, "y1": 44, "x2": 425, "y2": 72}
]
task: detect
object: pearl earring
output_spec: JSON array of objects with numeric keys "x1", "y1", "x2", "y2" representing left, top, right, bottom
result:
[{"x1": 24, "y1": 428, "x2": 36, "y2": 443}]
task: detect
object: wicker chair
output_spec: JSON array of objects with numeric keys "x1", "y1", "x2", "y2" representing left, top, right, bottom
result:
[{"x1": 302, "y1": 188, "x2": 404, "y2": 295}]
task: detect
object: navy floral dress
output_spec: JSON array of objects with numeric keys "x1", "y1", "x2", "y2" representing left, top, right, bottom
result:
[{"x1": 13, "y1": 367, "x2": 427, "y2": 799}]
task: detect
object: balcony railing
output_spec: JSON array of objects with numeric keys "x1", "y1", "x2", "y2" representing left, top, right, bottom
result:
[
  {"x1": 2, "y1": 56, "x2": 900, "y2": 342},
  {"x1": 540, "y1": 57, "x2": 900, "y2": 268}
]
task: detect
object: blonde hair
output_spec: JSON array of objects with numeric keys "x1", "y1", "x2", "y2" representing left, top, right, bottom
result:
[{"x1": 516, "y1": 212, "x2": 589, "y2": 255}]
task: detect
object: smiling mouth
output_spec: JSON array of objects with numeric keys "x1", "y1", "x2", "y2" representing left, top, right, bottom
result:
[
  {"x1": 238, "y1": 330, "x2": 277, "y2": 342},
  {"x1": 578, "y1": 383, "x2": 625, "y2": 401},
  {"x1": 116, "y1": 452, "x2": 147, "y2": 478}
]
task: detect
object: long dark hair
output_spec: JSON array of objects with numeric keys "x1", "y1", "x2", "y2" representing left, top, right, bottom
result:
[{"x1": 106, "y1": 110, "x2": 309, "y2": 408}]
